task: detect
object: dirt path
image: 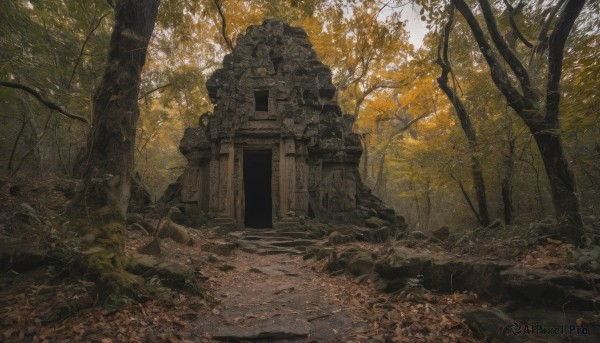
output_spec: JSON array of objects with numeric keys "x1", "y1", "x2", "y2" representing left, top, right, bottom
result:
[{"x1": 191, "y1": 250, "x2": 379, "y2": 342}]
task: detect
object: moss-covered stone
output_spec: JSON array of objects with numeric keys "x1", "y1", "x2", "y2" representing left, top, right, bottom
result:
[
  {"x1": 158, "y1": 220, "x2": 193, "y2": 245},
  {"x1": 365, "y1": 217, "x2": 386, "y2": 229},
  {"x1": 328, "y1": 231, "x2": 354, "y2": 245}
]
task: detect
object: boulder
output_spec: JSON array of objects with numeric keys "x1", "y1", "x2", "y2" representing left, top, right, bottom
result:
[
  {"x1": 432, "y1": 226, "x2": 450, "y2": 241},
  {"x1": 328, "y1": 231, "x2": 354, "y2": 245},
  {"x1": 365, "y1": 217, "x2": 386, "y2": 229},
  {"x1": 355, "y1": 227, "x2": 390, "y2": 243},
  {"x1": 128, "y1": 254, "x2": 191, "y2": 286},
  {"x1": 126, "y1": 213, "x2": 144, "y2": 225},
  {"x1": 158, "y1": 220, "x2": 193, "y2": 246},
  {"x1": 347, "y1": 253, "x2": 375, "y2": 276},
  {"x1": 460, "y1": 308, "x2": 521, "y2": 342},
  {"x1": 408, "y1": 230, "x2": 428, "y2": 240},
  {"x1": 138, "y1": 237, "x2": 161, "y2": 256}
]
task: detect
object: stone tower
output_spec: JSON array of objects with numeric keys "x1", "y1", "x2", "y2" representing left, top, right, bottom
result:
[{"x1": 176, "y1": 20, "x2": 398, "y2": 229}]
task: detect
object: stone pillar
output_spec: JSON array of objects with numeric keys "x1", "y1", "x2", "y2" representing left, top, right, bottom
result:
[
  {"x1": 279, "y1": 138, "x2": 287, "y2": 218},
  {"x1": 285, "y1": 139, "x2": 296, "y2": 214},
  {"x1": 208, "y1": 140, "x2": 236, "y2": 227},
  {"x1": 209, "y1": 143, "x2": 220, "y2": 213}
]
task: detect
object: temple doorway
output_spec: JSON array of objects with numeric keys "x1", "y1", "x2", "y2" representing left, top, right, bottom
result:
[{"x1": 243, "y1": 150, "x2": 273, "y2": 228}]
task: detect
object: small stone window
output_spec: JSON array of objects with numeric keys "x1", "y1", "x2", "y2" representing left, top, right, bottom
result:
[{"x1": 254, "y1": 90, "x2": 269, "y2": 112}]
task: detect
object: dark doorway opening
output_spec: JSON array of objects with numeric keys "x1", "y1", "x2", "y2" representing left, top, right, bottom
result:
[
  {"x1": 244, "y1": 150, "x2": 272, "y2": 228},
  {"x1": 254, "y1": 90, "x2": 269, "y2": 112}
]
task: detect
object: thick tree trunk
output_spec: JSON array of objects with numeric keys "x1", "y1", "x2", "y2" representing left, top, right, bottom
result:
[
  {"x1": 81, "y1": 0, "x2": 160, "y2": 218},
  {"x1": 533, "y1": 130, "x2": 583, "y2": 239},
  {"x1": 70, "y1": 0, "x2": 160, "y2": 295}
]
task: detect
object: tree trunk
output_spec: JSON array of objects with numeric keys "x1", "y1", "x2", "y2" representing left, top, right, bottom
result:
[
  {"x1": 533, "y1": 130, "x2": 583, "y2": 239},
  {"x1": 70, "y1": 0, "x2": 160, "y2": 295},
  {"x1": 502, "y1": 138, "x2": 515, "y2": 225},
  {"x1": 436, "y1": 6, "x2": 490, "y2": 226},
  {"x1": 374, "y1": 153, "x2": 386, "y2": 195},
  {"x1": 451, "y1": 0, "x2": 585, "y2": 241},
  {"x1": 361, "y1": 136, "x2": 369, "y2": 182}
]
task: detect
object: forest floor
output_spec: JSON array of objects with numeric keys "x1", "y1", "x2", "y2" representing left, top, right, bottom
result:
[{"x1": 0, "y1": 172, "x2": 598, "y2": 342}]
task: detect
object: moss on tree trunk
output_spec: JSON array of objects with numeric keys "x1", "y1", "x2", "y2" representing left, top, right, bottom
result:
[{"x1": 68, "y1": 0, "x2": 160, "y2": 295}]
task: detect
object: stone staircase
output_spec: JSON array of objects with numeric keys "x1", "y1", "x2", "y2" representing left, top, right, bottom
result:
[{"x1": 228, "y1": 228, "x2": 324, "y2": 255}]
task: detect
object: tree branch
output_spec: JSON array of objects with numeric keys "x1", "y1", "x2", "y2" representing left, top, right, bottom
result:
[
  {"x1": 451, "y1": 174, "x2": 483, "y2": 225},
  {"x1": 388, "y1": 112, "x2": 433, "y2": 142},
  {"x1": 534, "y1": 0, "x2": 567, "y2": 54},
  {"x1": 436, "y1": 5, "x2": 477, "y2": 144},
  {"x1": 545, "y1": 0, "x2": 586, "y2": 125},
  {"x1": 212, "y1": 0, "x2": 234, "y2": 52},
  {"x1": 477, "y1": 0, "x2": 536, "y2": 102},
  {"x1": 68, "y1": 12, "x2": 111, "y2": 89},
  {"x1": 0, "y1": 81, "x2": 89, "y2": 124},
  {"x1": 138, "y1": 83, "x2": 172, "y2": 100},
  {"x1": 503, "y1": 0, "x2": 533, "y2": 48},
  {"x1": 451, "y1": 0, "x2": 535, "y2": 120}
]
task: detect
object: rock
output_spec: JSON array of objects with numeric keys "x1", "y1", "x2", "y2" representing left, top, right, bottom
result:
[
  {"x1": 304, "y1": 246, "x2": 335, "y2": 260},
  {"x1": 16, "y1": 203, "x2": 41, "y2": 224},
  {"x1": 354, "y1": 274, "x2": 370, "y2": 285},
  {"x1": 126, "y1": 213, "x2": 144, "y2": 225},
  {"x1": 347, "y1": 254, "x2": 375, "y2": 276},
  {"x1": 395, "y1": 215, "x2": 408, "y2": 229},
  {"x1": 201, "y1": 242, "x2": 238, "y2": 256},
  {"x1": 157, "y1": 175, "x2": 183, "y2": 211},
  {"x1": 168, "y1": 206, "x2": 188, "y2": 226},
  {"x1": 128, "y1": 172, "x2": 152, "y2": 213},
  {"x1": 432, "y1": 226, "x2": 450, "y2": 241},
  {"x1": 212, "y1": 317, "x2": 310, "y2": 340},
  {"x1": 128, "y1": 254, "x2": 191, "y2": 286},
  {"x1": 355, "y1": 227, "x2": 390, "y2": 243},
  {"x1": 377, "y1": 208, "x2": 396, "y2": 223},
  {"x1": 137, "y1": 221, "x2": 157, "y2": 235},
  {"x1": 408, "y1": 230, "x2": 428, "y2": 240},
  {"x1": 460, "y1": 308, "x2": 520, "y2": 342},
  {"x1": 371, "y1": 276, "x2": 388, "y2": 292},
  {"x1": 138, "y1": 237, "x2": 161, "y2": 256},
  {"x1": 487, "y1": 219, "x2": 502, "y2": 229},
  {"x1": 9, "y1": 185, "x2": 21, "y2": 196},
  {"x1": 218, "y1": 263, "x2": 235, "y2": 271},
  {"x1": 328, "y1": 231, "x2": 354, "y2": 245},
  {"x1": 158, "y1": 220, "x2": 193, "y2": 246},
  {"x1": 365, "y1": 217, "x2": 386, "y2": 229},
  {"x1": 0, "y1": 246, "x2": 46, "y2": 273},
  {"x1": 129, "y1": 223, "x2": 150, "y2": 236},
  {"x1": 207, "y1": 254, "x2": 220, "y2": 263}
]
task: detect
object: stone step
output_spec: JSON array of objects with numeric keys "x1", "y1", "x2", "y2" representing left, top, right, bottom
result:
[
  {"x1": 242, "y1": 231, "x2": 319, "y2": 239},
  {"x1": 240, "y1": 242, "x2": 306, "y2": 255},
  {"x1": 265, "y1": 239, "x2": 315, "y2": 248}
]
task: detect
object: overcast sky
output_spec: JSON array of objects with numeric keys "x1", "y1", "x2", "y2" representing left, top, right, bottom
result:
[{"x1": 399, "y1": 3, "x2": 429, "y2": 48}]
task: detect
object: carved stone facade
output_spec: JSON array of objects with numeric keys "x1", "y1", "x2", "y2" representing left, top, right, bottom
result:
[{"x1": 177, "y1": 20, "x2": 395, "y2": 229}]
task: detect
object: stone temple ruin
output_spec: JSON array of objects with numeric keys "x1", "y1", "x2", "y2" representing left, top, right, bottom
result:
[{"x1": 174, "y1": 20, "x2": 399, "y2": 229}]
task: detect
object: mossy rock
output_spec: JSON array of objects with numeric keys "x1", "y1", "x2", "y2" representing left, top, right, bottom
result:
[
  {"x1": 347, "y1": 253, "x2": 375, "y2": 276},
  {"x1": 365, "y1": 217, "x2": 387, "y2": 229},
  {"x1": 158, "y1": 220, "x2": 193, "y2": 246},
  {"x1": 127, "y1": 254, "x2": 192, "y2": 287},
  {"x1": 355, "y1": 227, "x2": 390, "y2": 243},
  {"x1": 328, "y1": 231, "x2": 355, "y2": 245}
]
